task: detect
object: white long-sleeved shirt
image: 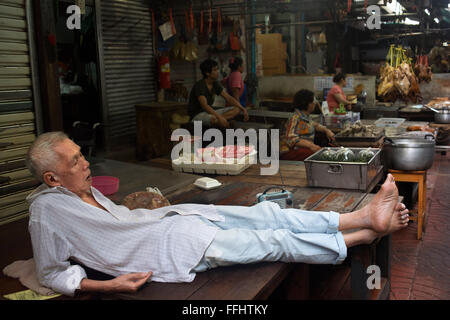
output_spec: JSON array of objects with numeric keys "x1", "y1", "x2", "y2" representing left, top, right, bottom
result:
[{"x1": 27, "y1": 184, "x2": 223, "y2": 297}]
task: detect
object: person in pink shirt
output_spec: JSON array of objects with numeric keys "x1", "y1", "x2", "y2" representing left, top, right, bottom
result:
[
  {"x1": 225, "y1": 57, "x2": 247, "y2": 107},
  {"x1": 326, "y1": 73, "x2": 353, "y2": 113}
]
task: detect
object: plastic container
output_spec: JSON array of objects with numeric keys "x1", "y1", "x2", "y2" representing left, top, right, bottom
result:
[
  {"x1": 374, "y1": 118, "x2": 405, "y2": 128},
  {"x1": 92, "y1": 176, "x2": 119, "y2": 195}
]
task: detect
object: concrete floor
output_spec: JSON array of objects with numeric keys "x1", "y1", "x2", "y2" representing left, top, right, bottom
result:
[{"x1": 389, "y1": 151, "x2": 450, "y2": 300}]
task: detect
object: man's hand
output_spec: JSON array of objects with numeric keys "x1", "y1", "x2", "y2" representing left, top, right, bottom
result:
[
  {"x1": 217, "y1": 115, "x2": 230, "y2": 128},
  {"x1": 242, "y1": 108, "x2": 249, "y2": 122},
  {"x1": 108, "y1": 272, "x2": 152, "y2": 293}
]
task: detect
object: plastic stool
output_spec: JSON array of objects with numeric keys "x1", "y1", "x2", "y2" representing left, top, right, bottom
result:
[{"x1": 388, "y1": 169, "x2": 427, "y2": 240}]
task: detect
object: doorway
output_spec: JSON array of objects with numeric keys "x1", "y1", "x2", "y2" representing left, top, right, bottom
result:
[{"x1": 55, "y1": 0, "x2": 103, "y2": 155}]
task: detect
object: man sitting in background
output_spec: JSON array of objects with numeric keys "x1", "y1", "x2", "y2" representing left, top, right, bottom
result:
[
  {"x1": 188, "y1": 59, "x2": 249, "y2": 128},
  {"x1": 26, "y1": 132, "x2": 409, "y2": 297}
]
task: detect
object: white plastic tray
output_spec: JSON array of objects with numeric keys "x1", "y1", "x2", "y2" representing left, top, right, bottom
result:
[
  {"x1": 374, "y1": 118, "x2": 405, "y2": 127},
  {"x1": 172, "y1": 150, "x2": 257, "y2": 175}
]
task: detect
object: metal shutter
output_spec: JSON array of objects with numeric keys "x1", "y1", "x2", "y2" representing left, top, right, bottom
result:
[
  {"x1": 0, "y1": 0, "x2": 41, "y2": 225},
  {"x1": 96, "y1": 0, "x2": 156, "y2": 145}
]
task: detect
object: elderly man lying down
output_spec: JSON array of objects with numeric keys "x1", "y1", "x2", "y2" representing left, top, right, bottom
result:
[{"x1": 25, "y1": 132, "x2": 409, "y2": 297}]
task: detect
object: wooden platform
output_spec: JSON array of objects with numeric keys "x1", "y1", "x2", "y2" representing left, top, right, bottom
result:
[{"x1": 1, "y1": 160, "x2": 390, "y2": 300}]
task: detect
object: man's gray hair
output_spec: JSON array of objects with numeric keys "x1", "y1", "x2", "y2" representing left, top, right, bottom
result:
[{"x1": 26, "y1": 131, "x2": 69, "y2": 182}]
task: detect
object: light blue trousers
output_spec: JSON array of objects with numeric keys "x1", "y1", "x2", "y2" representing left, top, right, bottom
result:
[{"x1": 192, "y1": 201, "x2": 347, "y2": 272}]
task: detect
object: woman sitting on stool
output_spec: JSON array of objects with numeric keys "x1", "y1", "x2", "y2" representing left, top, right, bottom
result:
[{"x1": 280, "y1": 89, "x2": 335, "y2": 161}]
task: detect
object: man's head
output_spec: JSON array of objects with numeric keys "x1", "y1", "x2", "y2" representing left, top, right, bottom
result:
[
  {"x1": 200, "y1": 59, "x2": 219, "y2": 80},
  {"x1": 26, "y1": 132, "x2": 92, "y2": 196}
]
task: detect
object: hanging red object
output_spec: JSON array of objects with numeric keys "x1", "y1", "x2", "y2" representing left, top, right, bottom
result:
[
  {"x1": 150, "y1": 9, "x2": 156, "y2": 35},
  {"x1": 190, "y1": 6, "x2": 194, "y2": 31},
  {"x1": 47, "y1": 33, "x2": 56, "y2": 46},
  {"x1": 217, "y1": 8, "x2": 222, "y2": 33},
  {"x1": 157, "y1": 56, "x2": 170, "y2": 89},
  {"x1": 185, "y1": 9, "x2": 190, "y2": 32},
  {"x1": 200, "y1": 10, "x2": 204, "y2": 33},
  {"x1": 209, "y1": 6, "x2": 212, "y2": 33},
  {"x1": 348, "y1": 0, "x2": 352, "y2": 13},
  {"x1": 364, "y1": 0, "x2": 367, "y2": 10},
  {"x1": 168, "y1": 8, "x2": 175, "y2": 35}
]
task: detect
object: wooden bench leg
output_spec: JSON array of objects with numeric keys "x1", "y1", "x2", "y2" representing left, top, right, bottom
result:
[
  {"x1": 417, "y1": 176, "x2": 425, "y2": 240},
  {"x1": 282, "y1": 264, "x2": 310, "y2": 299}
]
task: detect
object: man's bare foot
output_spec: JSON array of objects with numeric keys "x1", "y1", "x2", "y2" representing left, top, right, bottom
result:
[
  {"x1": 382, "y1": 203, "x2": 409, "y2": 236},
  {"x1": 360, "y1": 174, "x2": 399, "y2": 233}
]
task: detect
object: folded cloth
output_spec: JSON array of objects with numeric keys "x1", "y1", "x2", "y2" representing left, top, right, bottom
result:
[{"x1": 2, "y1": 258, "x2": 56, "y2": 296}]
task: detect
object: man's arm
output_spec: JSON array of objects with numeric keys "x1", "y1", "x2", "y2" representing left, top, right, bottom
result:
[
  {"x1": 197, "y1": 95, "x2": 229, "y2": 127},
  {"x1": 220, "y1": 90, "x2": 249, "y2": 121},
  {"x1": 78, "y1": 272, "x2": 152, "y2": 294}
]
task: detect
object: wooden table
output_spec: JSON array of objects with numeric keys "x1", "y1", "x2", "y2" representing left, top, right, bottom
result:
[
  {"x1": 0, "y1": 159, "x2": 390, "y2": 300},
  {"x1": 107, "y1": 159, "x2": 389, "y2": 300},
  {"x1": 135, "y1": 101, "x2": 189, "y2": 160}
]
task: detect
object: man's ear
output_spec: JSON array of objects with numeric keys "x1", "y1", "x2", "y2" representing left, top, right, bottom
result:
[{"x1": 43, "y1": 171, "x2": 61, "y2": 187}]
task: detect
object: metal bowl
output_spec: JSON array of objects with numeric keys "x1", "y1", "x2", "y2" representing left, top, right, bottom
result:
[
  {"x1": 435, "y1": 109, "x2": 450, "y2": 124},
  {"x1": 384, "y1": 137, "x2": 435, "y2": 171}
]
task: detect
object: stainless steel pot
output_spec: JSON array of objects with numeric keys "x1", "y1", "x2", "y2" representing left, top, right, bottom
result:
[
  {"x1": 435, "y1": 109, "x2": 450, "y2": 124},
  {"x1": 384, "y1": 137, "x2": 435, "y2": 171}
]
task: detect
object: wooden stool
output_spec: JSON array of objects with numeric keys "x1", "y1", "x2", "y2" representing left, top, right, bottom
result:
[{"x1": 388, "y1": 169, "x2": 427, "y2": 240}]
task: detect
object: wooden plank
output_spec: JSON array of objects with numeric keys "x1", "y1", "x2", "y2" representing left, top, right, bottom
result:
[
  {"x1": 311, "y1": 190, "x2": 367, "y2": 213},
  {"x1": 187, "y1": 263, "x2": 291, "y2": 300},
  {"x1": 148, "y1": 159, "x2": 310, "y2": 188},
  {"x1": 105, "y1": 272, "x2": 212, "y2": 300},
  {"x1": 218, "y1": 162, "x2": 309, "y2": 188},
  {"x1": 90, "y1": 158, "x2": 200, "y2": 204},
  {"x1": 293, "y1": 187, "x2": 332, "y2": 210}
]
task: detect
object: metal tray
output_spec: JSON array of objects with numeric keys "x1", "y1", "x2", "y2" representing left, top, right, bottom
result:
[
  {"x1": 304, "y1": 148, "x2": 383, "y2": 191},
  {"x1": 335, "y1": 134, "x2": 384, "y2": 143}
]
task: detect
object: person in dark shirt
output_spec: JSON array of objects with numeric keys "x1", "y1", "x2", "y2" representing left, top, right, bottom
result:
[{"x1": 188, "y1": 59, "x2": 248, "y2": 128}]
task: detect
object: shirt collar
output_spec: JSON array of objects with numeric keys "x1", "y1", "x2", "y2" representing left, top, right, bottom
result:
[{"x1": 294, "y1": 109, "x2": 310, "y2": 122}]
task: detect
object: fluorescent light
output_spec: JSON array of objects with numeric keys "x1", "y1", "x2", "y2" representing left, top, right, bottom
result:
[
  {"x1": 443, "y1": 42, "x2": 448, "y2": 47},
  {"x1": 434, "y1": 17, "x2": 440, "y2": 23},
  {"x1": 404, "y1": 18, "x2": 420, "y2": 25},
  {"x1": 424, "y1": 8, "x2": 430, "y2": 15},
  {"x1": 378, "y1": 0, "x2": 405, "y2": 15}
]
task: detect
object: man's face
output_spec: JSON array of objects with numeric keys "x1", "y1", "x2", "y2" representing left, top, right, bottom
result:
[
  {"x1": 50, "y1": 138, "x2": 92, "y2": 196},
  {"x1": 207, "y1": 66, "x2": 219, "y2": 80}
]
